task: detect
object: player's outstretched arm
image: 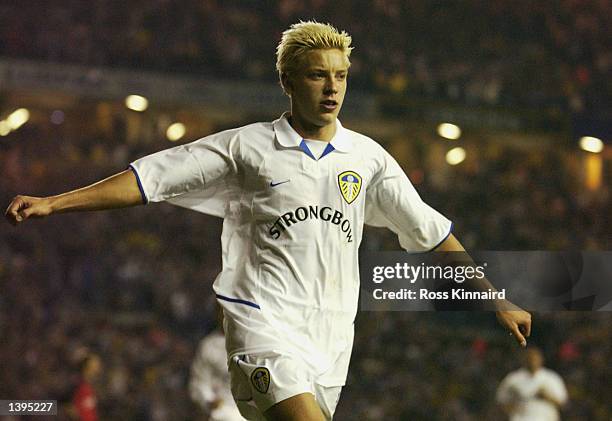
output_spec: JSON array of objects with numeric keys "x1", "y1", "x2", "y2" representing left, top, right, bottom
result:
[
  {"x1": 434, "y1": 234, "x2": 532, "y2": 347},
  {"x1": 5, "y1": 169, "x2": 144, "y2": 226}
]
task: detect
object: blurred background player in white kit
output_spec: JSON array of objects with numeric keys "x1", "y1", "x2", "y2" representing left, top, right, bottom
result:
[
  {"x1": 190, "y1": 309, "x2": 244, "y2": 421},
  {"x1": 496, "y1": 347, "x2": 568, "y2": 421}
]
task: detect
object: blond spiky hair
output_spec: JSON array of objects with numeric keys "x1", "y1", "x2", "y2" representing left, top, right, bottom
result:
[{"x1": 276, "y1": 20, "x2": 353, "y2": 78}]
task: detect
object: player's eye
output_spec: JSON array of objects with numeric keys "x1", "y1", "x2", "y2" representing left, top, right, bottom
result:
[{"x1": 336, "y1": 73, "x2": 347, "y2": 80}]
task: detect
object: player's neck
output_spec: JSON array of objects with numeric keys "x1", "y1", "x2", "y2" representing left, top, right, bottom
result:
[
  {"x1": 527, "y1": 367, "x2": 541, "y2": 375},
  {"x1": 288, "y1": 115, "x2": 335, "y2": 142}
]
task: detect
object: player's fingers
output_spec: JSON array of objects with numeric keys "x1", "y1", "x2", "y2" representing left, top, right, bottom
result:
[
  {"x1": 20, "y1": 199, "x2": 51, "y2": 220},
  {"x1": 5, "y1": 197, "x2": 26, "y2": 224},
  {"x1": 5, "y1": 198, "x2": 18, "y2": 217},
  {"x1": 522, "y1": 316, "x2": 532, "y2": 338},
  {"x1": 20, "y1": 207, "x2": 34, "y2": 220},
  {"x1": 510, "y1": 323, "x2": 527, "y2": 347},
  {"x1": 20, "y1": 202, "x2": 45, "y2": 220}
]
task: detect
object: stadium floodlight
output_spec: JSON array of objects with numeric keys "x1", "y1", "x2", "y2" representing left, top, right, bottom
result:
[
  {"x1": 0, "y1": 120, "x2": 10, "y2": 136},
  {"x1": 125, "y1": 95, "x2": 149, "y2": 112},
  {"x1": 579, "y1": 136, "x2": 604, "y2": 154},
  {"x1": 446, "y1": 146, "x2": 466, "y2": 165},
  {"x1": 7, "y1": 108, "x2": 30, "y2": 130},
  {"x1": 166, "y1": 122, "x2": 186, "y2": 142},
  {"x1": 437, "y1": 123, "x2": 461, "y2": 140}
]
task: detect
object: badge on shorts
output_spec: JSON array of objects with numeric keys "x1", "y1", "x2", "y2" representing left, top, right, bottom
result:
[
  {"x1": 251, "y1": 367, "x2": 271, "y2": 394},
  {"x1": 338, "y1": 171, "x2": 362, "y2": 204}
]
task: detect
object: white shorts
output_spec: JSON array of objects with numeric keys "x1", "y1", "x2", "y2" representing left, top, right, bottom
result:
[{"x1": 229, "y1": 351, "x2": 343, "y2": 420}]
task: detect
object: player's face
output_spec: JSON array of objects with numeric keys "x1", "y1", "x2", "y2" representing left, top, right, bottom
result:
[
  {"x1": 525, "y1": 349, "x2": 544, "y2": 372},
  {"x1": 87, "y1": 356, "x2": 103, "y2": 378},
  {"x1": 285, "y1": 49, "x2": 348, "y2": 138}
]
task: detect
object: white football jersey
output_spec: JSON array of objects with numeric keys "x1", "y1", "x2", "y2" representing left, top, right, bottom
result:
[
  {"x1": 190, "y1": 330, "x2": 244, "y2": 421},
  {"x1": 131, "y1": 113, "x2": 451, "y2": 386},
  {"x1": 496, "y1": 367, "x2": 568, "y2": 421}
]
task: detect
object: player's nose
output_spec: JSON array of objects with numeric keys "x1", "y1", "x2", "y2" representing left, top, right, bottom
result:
[{"x1": 323, "y1": 76, "x2": 338, "y2": 95}]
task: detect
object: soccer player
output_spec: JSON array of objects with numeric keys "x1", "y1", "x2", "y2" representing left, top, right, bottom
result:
[
  {"x1": 71, "y1": 353, "x2": 102, "y2": 421},
  {"x1": 496, "y1": 347, "x2": 568, "y2": 421},
  {"x1": 190, "y1": 310, "x2": 244, "y2": 420},
  {"x1": 5, "y1": 21, "x2": 531, "y2": 421}
]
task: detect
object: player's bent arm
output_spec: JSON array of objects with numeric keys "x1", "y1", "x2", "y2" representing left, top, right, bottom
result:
[
  {"x1": 536, "y1": 379, "x2": 568, "y2": 408},
  {"x1": 434, "y1": 234, "x2": 502, "y2": 292},
  {"x1": 5, "y1": 169, "x2": 144, "y2": 225},
  {"x1": 536, "y1": 388, "x2": 566, "y2": 408},
  {"x1": 434, "y1": 234, "x2": 532, "y2": 347}
]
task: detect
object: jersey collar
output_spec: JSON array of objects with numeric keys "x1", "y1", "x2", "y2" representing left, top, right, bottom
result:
[{"x1": 273, "y1": 112, "x2": 353, "y2": 153}]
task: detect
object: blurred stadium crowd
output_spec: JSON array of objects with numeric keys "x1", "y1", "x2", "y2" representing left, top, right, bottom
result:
[
  {"x1": 1, "y1": 0, "x2": 610, "y2": 111},
  {"x1": 1, "y1": 1, "x2": 611, "y2": 420}
]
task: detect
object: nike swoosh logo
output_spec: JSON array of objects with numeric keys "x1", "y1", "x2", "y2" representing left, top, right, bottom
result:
[{"x1": 270, "y1": 180, "x2": 291, "y2": 187}]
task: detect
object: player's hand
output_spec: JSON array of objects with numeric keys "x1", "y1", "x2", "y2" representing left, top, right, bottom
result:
[
  {"x1": 210, "y1": 398, "x2": 223, "y2": 410},
  {"x1": 495, "y1": 300, "x2": 532, "y2": 347},
  {"x1": 536, "y1": 387, "x2": 563, "y2": 407},
  {"x1": 5, "y1": 195, "x2": 53, "y2": 225},
  {"x1": 535, "y1": 388, "x2": 549, "y2": 400}
]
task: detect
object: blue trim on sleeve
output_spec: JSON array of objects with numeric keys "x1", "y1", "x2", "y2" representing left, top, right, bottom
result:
[
  {"x1": 427, "y1": 222, "x2": 454, "y2": 252},
  {"x1": 216, "y1": 294, "x2": 261, "y2": 310},
  {"x1": 128, "y1": 164, "x2": 148, "y2": 205}
]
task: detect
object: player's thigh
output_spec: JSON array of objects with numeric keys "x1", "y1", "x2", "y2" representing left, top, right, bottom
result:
[{"x1": 264, "y1": 392, "x2": 326, "y2": 421}]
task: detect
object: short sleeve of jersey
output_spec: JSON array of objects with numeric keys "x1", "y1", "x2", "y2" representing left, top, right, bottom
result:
[
  {"x1": 129, "y1": 131, "x2": 239, "y2": 204},
  {"x1": 365, "y1": 147, "x2": 452, "y2": 251}
]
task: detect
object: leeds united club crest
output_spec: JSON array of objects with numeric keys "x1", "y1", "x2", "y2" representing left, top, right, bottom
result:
[
  {"x1": 250, "y1": 367, "x2": 270, "y2": 394},
  {"x1": 338, "y1": 171, "x2": 362, "y2": 204}
]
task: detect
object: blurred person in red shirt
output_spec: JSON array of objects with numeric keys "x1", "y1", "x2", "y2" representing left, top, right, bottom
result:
[{"x1": 71, "y1": 353, "x2": 102, "y2": 421}]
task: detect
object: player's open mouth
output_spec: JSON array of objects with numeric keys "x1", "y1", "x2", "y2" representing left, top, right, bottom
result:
[{"x1": 320, "y1": 100, "x2": 338, "y2": 111}]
